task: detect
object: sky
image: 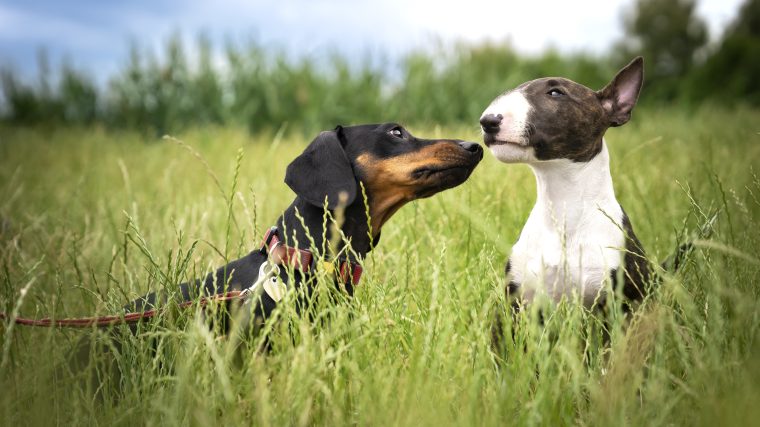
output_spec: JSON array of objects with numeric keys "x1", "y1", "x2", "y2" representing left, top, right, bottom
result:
[{"x1": 0, "y1": 0, "x2": 745, "y2": 82}]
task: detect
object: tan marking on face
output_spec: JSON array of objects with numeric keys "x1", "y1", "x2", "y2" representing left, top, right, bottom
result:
[{"x1": 356, "y1": 142, "x2": 466, "y2": 235}]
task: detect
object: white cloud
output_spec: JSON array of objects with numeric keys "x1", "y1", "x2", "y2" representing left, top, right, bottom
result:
[
  {"x1": 698, "y1": 0, "x2": 743, "y2": 40},
  {"x1": 0, "y1": 3, "x2": 116, "y2": 49},
  {"x1": 0, "y1": 0, "x2": 746, "y2": 80}
]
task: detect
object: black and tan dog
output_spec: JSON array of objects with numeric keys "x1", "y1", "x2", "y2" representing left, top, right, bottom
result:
[{"x1": 130, "y1": 123, "x2": 482, "y2": 329}]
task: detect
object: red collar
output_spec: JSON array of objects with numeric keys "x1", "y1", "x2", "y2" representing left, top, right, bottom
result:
[{"x1": 259, "y1": 227, "x2": 363, "y2": 287}]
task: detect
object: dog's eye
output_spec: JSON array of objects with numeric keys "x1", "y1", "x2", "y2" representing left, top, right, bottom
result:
[
  {"x1": 388, "y1": 128, "x2": 404, "y2": 138},
  {"x1": 547, "y1": 89, "x2": 565, "y2": 97}
]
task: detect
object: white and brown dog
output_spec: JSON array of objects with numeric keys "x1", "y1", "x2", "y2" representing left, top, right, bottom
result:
[{"x1": 480, "y1": 57, "x2": 650, "y2": 311}]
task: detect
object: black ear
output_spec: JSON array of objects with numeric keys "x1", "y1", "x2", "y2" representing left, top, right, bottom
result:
[
  {"x1": 285, "y1": 127, "x2": 357, "y2": 209},
  {"x1": 597, "y1": 57, "x2": 644, "y2": 127}
]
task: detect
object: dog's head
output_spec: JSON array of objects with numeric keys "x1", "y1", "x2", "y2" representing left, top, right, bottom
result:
[
  {"x1": 285, "y1": 123, "x2": 483, "y2": 232},
  {"x1": 479, "y1": 57, "x2": 644, "y2": 163}
]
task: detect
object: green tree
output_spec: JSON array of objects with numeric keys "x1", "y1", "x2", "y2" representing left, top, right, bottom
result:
[
  {"x1": 59, "y1": 62, "x2": 98, "y2": 124},
  {"x1": 686, "y1": 0, "x2": 760, "y2": 105},
  {"x1": 617, "y1": 0, "x2": 708, "y2": 100}
]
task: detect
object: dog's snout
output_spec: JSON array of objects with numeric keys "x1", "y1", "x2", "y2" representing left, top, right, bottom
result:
[
  {"x1": 480, "y1": 113, "x2": 502, "y2": 134},
  {"x1": 458, "y1": 141, "x2": 483, "y2": 155}
]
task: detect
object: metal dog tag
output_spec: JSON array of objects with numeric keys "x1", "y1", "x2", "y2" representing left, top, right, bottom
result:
[
  {"x1": 241, "y1": 261, "x2": 280, "y2": 303},
  {"x1": 263, "y1": 275, "x2": 287, "y2": 302}
]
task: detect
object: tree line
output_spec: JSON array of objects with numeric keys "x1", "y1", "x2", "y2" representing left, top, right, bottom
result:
[{"x1": 1, "y1": 0, "x2": 757, "y2": 135}]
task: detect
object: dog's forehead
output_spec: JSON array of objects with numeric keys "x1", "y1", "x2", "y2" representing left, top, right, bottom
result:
[
  {"x1": 342, "y1": 122, "x2": 413, "y2": 145},
  {"x1": 340, "y1": 123, "x2": 405, "y2": 142},
  {"x1": 519, "y1": 77, "x2": 596, "y2": 97},
  {"x1": 343, "y1": 123, "x2": 398, "y2": 133}
]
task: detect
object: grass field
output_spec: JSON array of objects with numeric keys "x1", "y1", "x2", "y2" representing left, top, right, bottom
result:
[{"x1": 1, "y1": 106, "x2": 759, "y2": 426}]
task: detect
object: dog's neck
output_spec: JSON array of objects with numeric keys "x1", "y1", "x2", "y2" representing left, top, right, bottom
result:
[
  {"x1": 276, "y1": 197, "x2": 374, "y2": 262},
  {"x1": 528, "y1": 140, "x2": 618, "y2": 233}
]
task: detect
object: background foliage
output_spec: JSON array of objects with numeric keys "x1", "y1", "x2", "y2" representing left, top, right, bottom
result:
[{"x1": 2, "y1": 0, "x2": 759, "y2": 135}]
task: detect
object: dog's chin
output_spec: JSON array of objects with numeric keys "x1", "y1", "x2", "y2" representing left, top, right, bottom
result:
[
  {"x1": 488, "y1": 142, "x2": 536, "y2": 163},
  {"x1": 413, "y1": 165, "x2": 476, "y2": 198}
]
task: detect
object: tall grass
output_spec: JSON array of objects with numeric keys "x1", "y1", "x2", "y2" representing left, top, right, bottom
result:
[{"x1": 0, "y1": 106, "x2": 759, "y2": 425}]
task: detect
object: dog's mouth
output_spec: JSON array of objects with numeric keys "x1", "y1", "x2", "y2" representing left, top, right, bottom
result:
[
  {"x1": 411, "y1": 161, "x2": 479, "y2": 198},
  {"x1": 412, "y1": 152, "x2": 482, "y2": 178},
  {"x1": 412, "y1": 164, "x2": 468, "y2": 179},
  {"x1": 489, "y1": 140, "x2": 525, "y2": 147},
  {"x1": 484, "y1": 135, "x2": 528, "y2": 148}
]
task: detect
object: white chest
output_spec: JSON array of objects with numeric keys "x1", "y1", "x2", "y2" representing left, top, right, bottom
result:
[
  {"x1": 507, "y1": 147, "x2": 626, "y2": 307},
  {"x1": 509, "y1": 203, "x2": 625, "y2": 306}
]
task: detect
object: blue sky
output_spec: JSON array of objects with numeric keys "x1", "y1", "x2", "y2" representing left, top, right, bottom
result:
[{"x1": 0, "y1": 0, "x2": 744, "y2": 83}]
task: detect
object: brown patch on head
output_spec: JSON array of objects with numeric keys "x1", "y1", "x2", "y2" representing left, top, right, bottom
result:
[
  {"x1": 520, "y1": 77, "x2": 610, "y2": 162},
  {"x1": 482, "y1": 58, "x2": 644, "y2": 163},
  {"x1": 355, "y1": 141, "x2": 477, "y2": 235}
]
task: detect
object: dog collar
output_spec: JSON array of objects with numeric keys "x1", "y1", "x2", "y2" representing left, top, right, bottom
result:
[{"x1": 259, "y1": 226, "x2": 363, "y2": 287}]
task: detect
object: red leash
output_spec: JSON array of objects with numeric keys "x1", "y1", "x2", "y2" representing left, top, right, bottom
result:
[
  {"x1": 1, "y1": 226, "x2": 364, "y2": 330},
  {"x1": 0, "y1": 291, "x2": 244, "y2": 329}
]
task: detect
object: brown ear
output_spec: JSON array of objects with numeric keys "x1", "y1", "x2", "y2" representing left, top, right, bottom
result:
[{"x1": 597, "y1": 57, "x2": 644, "y2": 127}]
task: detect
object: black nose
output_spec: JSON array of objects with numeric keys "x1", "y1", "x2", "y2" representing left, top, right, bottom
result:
[
  {"x1": 458, "y1": 141, "x2": 483, "y2": 155},
  {"x1": 480, "y1": 113, "x2": 502, "y2": 134}
]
